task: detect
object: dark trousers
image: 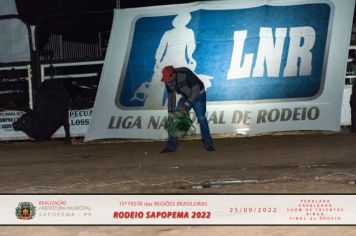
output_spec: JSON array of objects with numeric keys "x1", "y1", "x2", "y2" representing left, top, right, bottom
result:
[{"x1": 166, "y1": 92, "x2": 213, "y2": 150}]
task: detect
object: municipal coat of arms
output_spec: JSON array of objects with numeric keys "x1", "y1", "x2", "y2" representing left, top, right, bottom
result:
[{"x1": 15, "y1": 202, "x2": 36, "y2": 220}]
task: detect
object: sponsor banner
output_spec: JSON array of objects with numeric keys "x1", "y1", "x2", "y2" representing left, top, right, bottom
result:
[
  {"x1": 61, "y1": 109, "x2": 92, "y2": 137},
  {"x1": 0, "y1": 109, "x2": 92, "y2": 140},
  {"x1": 1, "y1": 195, "x2": 356, "y2": 225},
  {"x1": 85, "y1": 0, "x2": 355, "y2": 141},
  {"x1": 0, "y1": 110, "x2": 25, "y2": 140},
  {"x1": 341, "y1": 85, "x2": 352, "y2": 125}
]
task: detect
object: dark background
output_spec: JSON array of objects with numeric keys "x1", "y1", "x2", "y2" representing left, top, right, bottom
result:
[
  {"x1": 14, "y1": 0, "x2": 356, "y2": 45},
  {"x1": 15, "y1": 0, "x2": 356, "y2": 25},
  {"x1": 15, "y1": 0, "x2": 197, "y2": 25}
]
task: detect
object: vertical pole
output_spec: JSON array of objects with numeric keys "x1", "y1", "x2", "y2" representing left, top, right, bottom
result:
[
  {"x1": 115, "y1": 0, "x2": 121, "y2": 9},
  {"x1": 32, "y1": 24, "x2": 42, "y2": 107}
]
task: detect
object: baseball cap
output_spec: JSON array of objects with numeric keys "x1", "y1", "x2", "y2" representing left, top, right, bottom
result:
[{"x1": 161, "y1": 66, "x2": 175, "y2": 82}]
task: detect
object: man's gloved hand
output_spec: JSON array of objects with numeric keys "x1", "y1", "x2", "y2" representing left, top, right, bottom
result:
[
  {"x1": 181, "y1": 102, "x2": 190, "y2": 114},
  {"x1": 185, "y1": 105, "x2": 190, "y2": 112}
]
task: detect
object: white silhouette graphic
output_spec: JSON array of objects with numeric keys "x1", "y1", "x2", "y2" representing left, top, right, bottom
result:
[
  {"x1": 130, "y1": 82, "x2": 150, "y2": 102},
  {"x1": 130, "y1": 12, "x2": 213, "y2": 109}
]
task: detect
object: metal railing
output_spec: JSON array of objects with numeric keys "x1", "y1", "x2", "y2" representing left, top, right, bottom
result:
[
  {"x1": 39, "y1": 60, "x2": 104, "y2": 109},
  {"x1": 0, "y1": 15, "x2": 34, "y2": 111},
  {"x1": 39, "y1": 34, "x2": 103, "y2": 63},
  {"x1": 0, "y1": 64, "x2": 33, "y2": 110},
  {"x1": 40, "y1": 60, "x2": 103, "y2": 82}
]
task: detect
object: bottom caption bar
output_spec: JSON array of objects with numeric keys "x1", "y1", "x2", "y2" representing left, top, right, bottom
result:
[{"x1": 1, "y1": 195, "x2": 355, "y2": 225}]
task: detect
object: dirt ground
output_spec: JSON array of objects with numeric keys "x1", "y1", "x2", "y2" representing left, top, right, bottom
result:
[{"x1": 1, "y1": 130, "x2": 356, "y2": 235}]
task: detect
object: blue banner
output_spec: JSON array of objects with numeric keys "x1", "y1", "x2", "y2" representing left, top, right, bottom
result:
[
  {"x1": 116, "y1": 3, "x2": 331, "y2": 109},
  {"x1": 85, "y1": 0, "x2": 355, "y2": 141}
]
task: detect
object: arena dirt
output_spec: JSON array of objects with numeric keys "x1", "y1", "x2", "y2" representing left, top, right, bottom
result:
[{"x1": 1, "y1": 131, "x2": 356, "y2": 235}]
